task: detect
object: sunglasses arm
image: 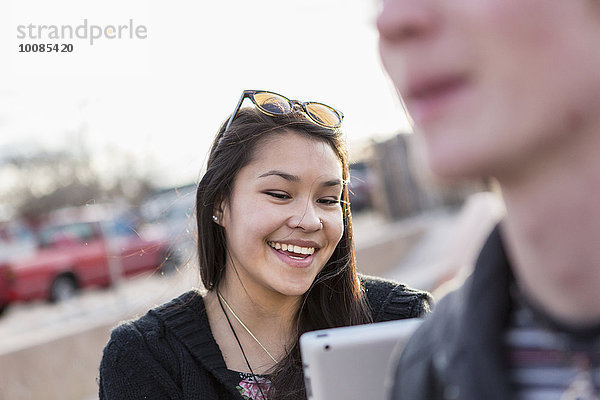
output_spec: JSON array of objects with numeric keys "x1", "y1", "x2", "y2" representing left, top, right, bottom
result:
[{"x1": 224, "y1": 91, "x2": 253, "y2": 132}]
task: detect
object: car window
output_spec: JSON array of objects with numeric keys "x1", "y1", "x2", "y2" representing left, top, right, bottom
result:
[
  {"x1": 39, "y1": 222, "x2": 96, "y2": 247},
  {"x1": 104, "y1": 218, "x2": 138, "y2": 237}
]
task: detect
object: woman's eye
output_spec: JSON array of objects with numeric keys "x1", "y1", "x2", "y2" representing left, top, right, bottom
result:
[
  {"x1": 318, "y1": 198, "x2": 341, "y2": 205},
  {"x1": 265, "y1": 192, "x2": 290, "y2": 200}
]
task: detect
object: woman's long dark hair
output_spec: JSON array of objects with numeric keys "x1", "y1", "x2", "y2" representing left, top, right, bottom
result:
[{"x1": 196, "y1": 107, "x2": 373, "y2": 399}]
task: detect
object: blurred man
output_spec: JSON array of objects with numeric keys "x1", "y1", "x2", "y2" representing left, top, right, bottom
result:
[{"x1": 377, "y1": 1, "x2": 600, "y2": 398}]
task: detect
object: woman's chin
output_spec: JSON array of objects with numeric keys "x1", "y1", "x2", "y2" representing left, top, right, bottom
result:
[{"x1": 269, "y1": 279, "x2": 315, "y2": 298}]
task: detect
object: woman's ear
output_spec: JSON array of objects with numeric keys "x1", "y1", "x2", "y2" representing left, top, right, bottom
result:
[{"x1": 213, "y1": 198, "x2": 227, "y2": 227}]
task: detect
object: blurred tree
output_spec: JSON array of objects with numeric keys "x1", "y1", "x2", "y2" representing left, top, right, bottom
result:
[{"x1": 0, "y1": 148, "x2": 155, "y2": 225}]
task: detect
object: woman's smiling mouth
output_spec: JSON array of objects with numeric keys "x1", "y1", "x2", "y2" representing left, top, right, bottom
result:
[
  {"x1": 267, "y1": 241, "x2": 320, "y2": 265},
  {"x1": 268, "y1": 241, "x2": 316, "y2": 258}
]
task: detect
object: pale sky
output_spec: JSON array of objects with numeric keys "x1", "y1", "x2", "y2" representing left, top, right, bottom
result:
[{"x1": 0, "y1": 0, "x2": 411, "y2": 187}]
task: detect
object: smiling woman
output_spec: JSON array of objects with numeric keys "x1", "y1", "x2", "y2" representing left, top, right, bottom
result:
[
  {"x1": 217, "y1": 132, "x2": 345, "y2": 300},
  {"x1": 98, "y1": 91, "x2": 432, "y2": 400}
]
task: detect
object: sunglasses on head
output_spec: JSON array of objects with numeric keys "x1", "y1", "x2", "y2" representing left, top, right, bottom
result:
[{"x1": 224, "y1": 90, "x2": 344, "y2": 132}]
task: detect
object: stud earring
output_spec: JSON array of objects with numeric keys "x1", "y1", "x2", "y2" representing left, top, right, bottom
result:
[{"x1": 212, "y1": 215, "x2": 218, "y2": 222}]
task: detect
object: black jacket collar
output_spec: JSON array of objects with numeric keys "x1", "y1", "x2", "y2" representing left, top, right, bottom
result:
[{"x1": 457, "y1": 225, "x2": 513, "y2": 399}]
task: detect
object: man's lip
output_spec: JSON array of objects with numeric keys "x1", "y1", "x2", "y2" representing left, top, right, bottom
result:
[
  {"x1": 403, "y1": 73, "x2": 470, "y2": 124},
  {"x1": 405, "y1": 73, "x2": 468, "y2": 100}
]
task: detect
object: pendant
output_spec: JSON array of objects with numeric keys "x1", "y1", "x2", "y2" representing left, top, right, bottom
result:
[{"x1": 561, "y1": 354, "x2": 598, "y2": 400}]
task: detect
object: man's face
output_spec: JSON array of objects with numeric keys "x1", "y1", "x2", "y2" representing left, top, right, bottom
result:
[{"x1": 378, "y1": 0, "x2": 600, "y2": 180}]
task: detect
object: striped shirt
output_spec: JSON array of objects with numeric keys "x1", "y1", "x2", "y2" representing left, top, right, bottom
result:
[{"x1": 504, "y1": 293, "x2": 600, "y2": 400}]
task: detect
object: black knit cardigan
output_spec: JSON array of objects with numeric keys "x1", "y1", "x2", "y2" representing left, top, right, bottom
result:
[{"x1": 98, "y1": 275, "x2": 432, "y2": 400}]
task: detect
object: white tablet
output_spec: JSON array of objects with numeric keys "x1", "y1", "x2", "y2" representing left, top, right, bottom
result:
[{"x1": 300, "y1": 318, "x2": 423, "y2": 400}]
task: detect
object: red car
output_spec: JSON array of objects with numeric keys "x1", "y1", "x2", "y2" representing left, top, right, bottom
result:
[{"x1": 0, "y1": 215, "x2": 176, "y2": 315}]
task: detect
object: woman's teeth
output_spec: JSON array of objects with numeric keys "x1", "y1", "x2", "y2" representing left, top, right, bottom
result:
[{"x1": 268, "y1": 241, "x2": 315, "y2": 255}]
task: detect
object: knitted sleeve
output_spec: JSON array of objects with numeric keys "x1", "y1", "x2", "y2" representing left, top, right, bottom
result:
[
  {"x1": 360, "y1": 274, "x2": 433, "y2": 322},
  {"x1": 99, "y1": 322, "x2": 182, "y2": 400}
]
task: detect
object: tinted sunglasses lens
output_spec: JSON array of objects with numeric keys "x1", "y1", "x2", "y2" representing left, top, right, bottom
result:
[
  {"x1": 253, "y1": 92, "x2": 292, "y2": 115},
  {"x1": 305, "y1": 103, "x2": 342, "y2": 128}
]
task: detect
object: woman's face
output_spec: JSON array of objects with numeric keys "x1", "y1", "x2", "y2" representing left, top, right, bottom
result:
[
  {"x1": 378, "y1": 0, "x2": 600, "y2": 179},
  {"x1": 219, "y1": 130, "x2": 345, "y2": 299}
]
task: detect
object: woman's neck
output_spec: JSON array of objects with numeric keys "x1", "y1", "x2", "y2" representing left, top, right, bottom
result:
[
  {"x1": 217, "y1": 272, "x2": 301, "y2": 337},
  {"x1": 499, "y1": 124, "x2": 600, "y2": 327},
  {"x1": 203, "y1": 272, "x2": 301, "y2": 373}
]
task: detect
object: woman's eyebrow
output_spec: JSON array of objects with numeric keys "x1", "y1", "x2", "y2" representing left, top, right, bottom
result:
[
  {"x1": 321, "y1": 179, "x2": 343, "y2": 188},
  {"x1": 258, "y1": 170, "x2": 342, "y2": 187},
  {"x1": 258, "y1": 170, "x2": 300, "y2": 182}
]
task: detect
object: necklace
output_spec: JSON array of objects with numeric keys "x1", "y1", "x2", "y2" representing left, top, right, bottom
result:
[
  {"x1": 216, "y1": 291, "x2": 268, "y2": 400},
  {"x1": 217, "y1": 291, "x2": 279, "y2": 364}
]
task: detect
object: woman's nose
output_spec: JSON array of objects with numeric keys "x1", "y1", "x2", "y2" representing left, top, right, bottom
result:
[
  {"x1": 287, "y1": 203, "x2": 322, "y2": 232},
  {"x1": 377, "y1": 0, "x2": 437, "y2": 42}
]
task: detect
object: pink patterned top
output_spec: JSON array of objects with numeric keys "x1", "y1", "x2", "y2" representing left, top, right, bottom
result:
[{"x1": 234, "y1": 372, "x2": 272, "y2": 400}]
